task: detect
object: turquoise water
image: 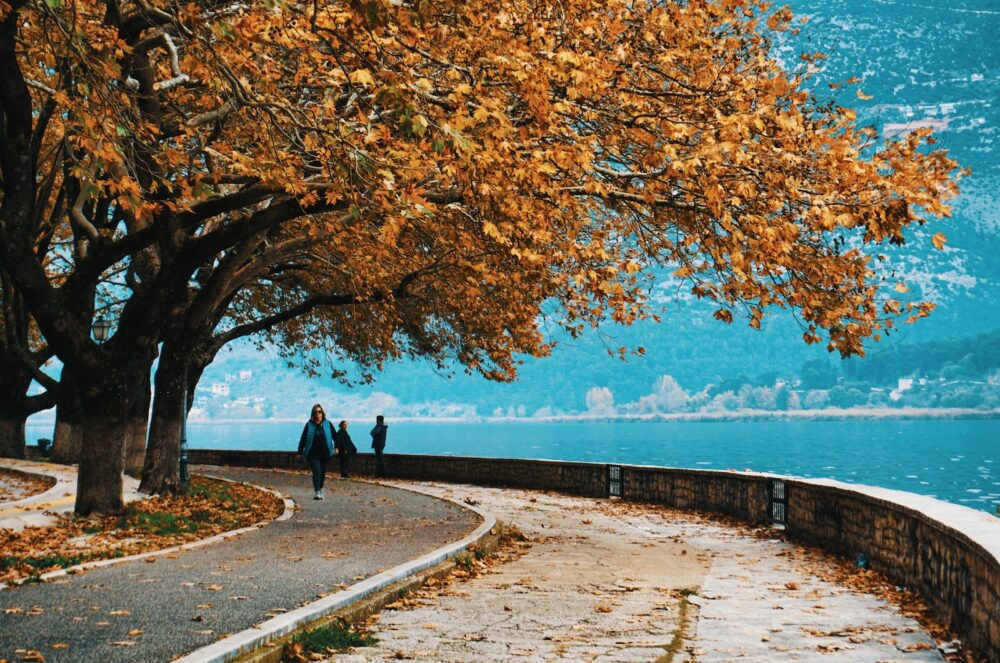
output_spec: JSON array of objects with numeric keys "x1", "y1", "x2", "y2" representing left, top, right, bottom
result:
[{"x1": 30, "y1": 418, "x2": 998, "y2": 514}]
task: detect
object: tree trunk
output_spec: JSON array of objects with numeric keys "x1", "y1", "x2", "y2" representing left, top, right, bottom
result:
[
  {"x1": 123, "y1": 416, "x2": 148, "y2": 478},
  {"x1": 0, "y1": 351, "x2": 31, "y2": 459},
  {"x1": 52, "y1": 417, "x2": 83, "y2": 464},
  {"x1": 50, "y1": 366, "x2": 83, "y2": 464},
  {"x1": 139, "y1": 348, "x2": 186, "y2": 495},
  {"x1": 123, "y1": 369, "x2": 151, "y2": 478},
  {"x1": 75, "y1": 415, "x2": 127, "y2": 516},
  {"x1": 74, "y1": 354, "x2": 154, "y2": 516},
  {"x1": 0, "y1": 415, "x2": 26, "y2": 459}
]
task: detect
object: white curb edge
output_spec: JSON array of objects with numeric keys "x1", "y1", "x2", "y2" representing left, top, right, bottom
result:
[
  {"x1": 172, "y1": 481, "x2": 497, "y2": 663},
  {"x1": 0, "y1": 475, "x2": 294, "y2": 591}
]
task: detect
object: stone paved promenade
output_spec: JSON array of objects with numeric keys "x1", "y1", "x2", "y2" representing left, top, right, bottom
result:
[
  {"x1": 0, "y1": 466, "x2": 479, "y2": 663},
  {"x1": 336, "y1": 482, "x2": 946, "y2": 662}
]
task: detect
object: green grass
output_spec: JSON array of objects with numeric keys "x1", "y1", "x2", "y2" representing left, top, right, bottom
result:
[
  {"x1": 0, "y1": 553, "x2": 85, "y2": 572},
  {"x1": 285, "y1": 624, "x2": 376, "y2": 658},
  {"x1": 455, "y1": 552, "x2": 475, "y2": 570},
  {"x1": 654, "y1": 588, "x2": 698, "y2": 663},
  {"x1": 122, "y1": 510, "x2": 201, "y2": 536},
  {"x1": 188, "y1": 479, "x2": 239, "y2": 503},
  {"x1": 117, "y1": 478, "x2": 251, "y2": 535}
]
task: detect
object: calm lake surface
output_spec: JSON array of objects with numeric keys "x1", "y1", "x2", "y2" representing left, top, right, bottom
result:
[{"x1": 27, "y1": 418, "x2": 1000, "y2": 514}]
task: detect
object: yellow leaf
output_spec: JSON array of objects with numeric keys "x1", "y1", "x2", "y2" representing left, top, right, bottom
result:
[
  {"x1": 894, "y1": 282, "x2": 908, "y2": 293},
  {"x1": 349, "y1": 69, "x2": 374, "y2": 87},
  {"x1": 931, "y1": 232, "x2": 947, "y2": 250}
]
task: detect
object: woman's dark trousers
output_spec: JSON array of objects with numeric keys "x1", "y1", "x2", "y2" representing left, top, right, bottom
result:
[
  {"x1": 308, "y1": 455, "x2": 328, "y2": 491},
  {"x1": 374, "y1": 447, "x2": 386, "y2": 477},
  {"x1": 338, "y1": 451, "x2": 350, "y2": 478}
]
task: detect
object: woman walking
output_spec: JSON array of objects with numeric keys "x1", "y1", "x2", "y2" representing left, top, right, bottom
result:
[
  {"x1": 298, "y1": 404, "x2": 334, "y2": 499},
  {"x1": 334, "y1": 420, "x2": 357, "y2": 478}
]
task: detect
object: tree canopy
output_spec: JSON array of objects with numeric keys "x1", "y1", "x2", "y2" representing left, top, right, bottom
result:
[{"x1": 0, "y1": 0, "x2": 961, "y2": 511}]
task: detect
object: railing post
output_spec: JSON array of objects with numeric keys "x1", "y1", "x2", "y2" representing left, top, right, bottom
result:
[
  {"x1": 607, "y1": 465, "x2": 622, "y2": 498},
  {"x1": 768, "y1": 478, "x2": 787, "y2": 526}
]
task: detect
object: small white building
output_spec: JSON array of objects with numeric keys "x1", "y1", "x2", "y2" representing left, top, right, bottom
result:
[
  {"x1": 239, "y1": 369, "x2": 253, "y2": 382},
  {"x1": 211, "y1": 382, "x2": 230, "y2": 397}
]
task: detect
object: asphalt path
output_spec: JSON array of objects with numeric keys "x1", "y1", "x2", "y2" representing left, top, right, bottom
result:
[{"x1": 0, "y1": 466, "x2": 479, "y2": 663}]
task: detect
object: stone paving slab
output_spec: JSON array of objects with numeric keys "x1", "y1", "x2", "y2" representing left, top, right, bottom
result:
[
  {"x1": 332, "y1": 482, "x2": 945, "y2": 662},
  {"x1": 0, "y1": 467, "x2": 479, "y2": 663}
]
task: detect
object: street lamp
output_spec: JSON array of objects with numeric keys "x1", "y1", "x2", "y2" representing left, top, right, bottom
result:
[
  {"x1": 92, "y1": 315, "x2": 112, "y2": 342},
  {"x1": 180, "y1": 369, "x2": 190, "y2": 486}
]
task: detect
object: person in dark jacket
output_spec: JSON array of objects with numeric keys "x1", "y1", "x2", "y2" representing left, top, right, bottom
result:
[
  {"x1": 334, "y1": 420, "x2": 357, "y2": 478},
  {"x1": 370, "y1": 415, "x2": 388, "y2": 477},
  {"x1": 298, "y1": 404, "x2": 334, "y2": 499}
]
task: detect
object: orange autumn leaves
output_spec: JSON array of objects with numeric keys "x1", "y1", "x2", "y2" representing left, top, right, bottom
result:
[
  {"x1": 0, "y1": 478, "x2": 281, "y2": 585},
  {"x1": 9, "y1": 0, "x2": 961, "y2": 375}
]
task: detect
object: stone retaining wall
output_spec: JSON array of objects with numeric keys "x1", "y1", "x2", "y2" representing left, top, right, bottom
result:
[
  {"x1": 783, "y1": 480, "x2": 1000, "y2": 662},
  {"x1": 188, "y1": 449, "x2": 608, "y2": 497},
  {"x1": 188, "y1": 449, "x2": 1000, "y2": 661}
]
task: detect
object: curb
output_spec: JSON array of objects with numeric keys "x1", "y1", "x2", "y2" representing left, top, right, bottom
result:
[
  {"x1": 0, "y1": 475, "x2": 294, "y2": 591},
  {"x1": 173, "y1": 480, "x2": 497, "y2": 663}
]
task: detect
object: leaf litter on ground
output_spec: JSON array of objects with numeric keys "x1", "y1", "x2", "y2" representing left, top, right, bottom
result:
[{"x1": 0, "y1": 476, "x2": 282, "y2": 585}]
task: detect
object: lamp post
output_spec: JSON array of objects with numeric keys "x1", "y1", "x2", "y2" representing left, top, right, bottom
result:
[
  {"x1": 180, "y1": 367, "x2": 189, "y2": 486},
  {"x1": 92, "y1": 315, "x2": 112, "y2": 342}
]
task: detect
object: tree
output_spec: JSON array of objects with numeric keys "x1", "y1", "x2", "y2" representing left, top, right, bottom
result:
[
  {"x1": 0, "y1": 273, "x2": 56, "y2": 457},
  {"x1": 800, "y1": 359, "x2": 839, "y2": 390},
  {"x1": 1, "y1": 0, "x2": 961, "y2": 513}
]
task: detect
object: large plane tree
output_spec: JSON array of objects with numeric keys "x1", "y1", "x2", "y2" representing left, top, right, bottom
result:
[{"x1": 0, "y1": 0, "x2": 960, "y2": 514}]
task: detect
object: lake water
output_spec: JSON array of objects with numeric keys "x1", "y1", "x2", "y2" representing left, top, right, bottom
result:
[{"x1": 26, "y1": 418, "x2": 1000, "y2": 514}]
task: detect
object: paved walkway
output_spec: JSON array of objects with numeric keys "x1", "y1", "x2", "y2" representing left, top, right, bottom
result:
[
  {"x1": 336, "y1": 482, "x2": 946, "y2": 662},
  {"x1": 0, "y1": 467, "x2": 479, "y2": 663},
  {"x1": 0, "y1": 458, "x2": 142, "y2": 530},
  {"x1": 0, "y1": 466, "x2": 53, "y2": 503}
]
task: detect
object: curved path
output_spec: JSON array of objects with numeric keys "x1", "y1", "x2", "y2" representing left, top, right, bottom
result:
[
  {"x1": 0, "y1": 467, "x2": 480, "y2": 663},
  {"x1": 336, "y1": 482, "x2": 946, "y2": 662},
  {"x1": 0, "y1": 458, "x2": 144, "y2": 530}
]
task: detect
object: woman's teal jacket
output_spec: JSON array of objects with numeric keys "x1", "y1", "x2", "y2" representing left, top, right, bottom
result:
[{"x1": 298, "y1": 419, "x2": 335, "y2": 458}]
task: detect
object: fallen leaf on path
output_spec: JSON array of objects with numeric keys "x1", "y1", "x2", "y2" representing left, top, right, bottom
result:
[
  {"x1": 127, "y1": 629, "x2": 144, "y2": 636},
  {"x1": 109, "y1": 641, "x2": 137, "y2": 646},
  {"x1": 47, "y1": 644, "x2": 69, "y2": 650},
  {"x1": 108, "y1": 610, "x2": 130, "y2": 616}
]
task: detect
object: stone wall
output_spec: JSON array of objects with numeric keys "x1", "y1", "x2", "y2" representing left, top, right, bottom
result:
[
  {"x1": 783, "y1": 480, "x2": 1000, "y2": 662},
  {"x1": 621, "y1": 465, "x2": 772, "y2": 525},
  {"x1": 188, "y1": 449, "x2": 1000, "y2": 661},
  {"x1": 189, "y1": 449, "x2": 608, "y2": 497}
]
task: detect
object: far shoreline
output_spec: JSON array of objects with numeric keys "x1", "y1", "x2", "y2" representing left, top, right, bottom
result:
[{"x1": 26, "y1": 407, "x2": 1000, "y2": 429}]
